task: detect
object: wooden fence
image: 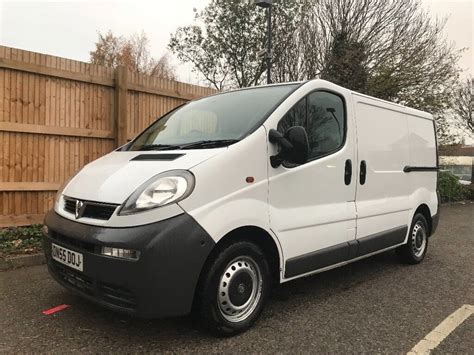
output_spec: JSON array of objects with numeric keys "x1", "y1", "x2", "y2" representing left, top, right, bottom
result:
[{"x1": 0, "y1": 46, "x2": 216, "y2": 227}]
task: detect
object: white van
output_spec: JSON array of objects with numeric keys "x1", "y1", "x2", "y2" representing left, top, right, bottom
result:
[{"x1": 43, "y1": 79, "x2": 439, "y2": 335}]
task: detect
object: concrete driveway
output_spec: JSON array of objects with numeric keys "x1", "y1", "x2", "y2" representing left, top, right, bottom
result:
[{"x1": 1, "y1": 204, "x2": 473, "y2": 353}]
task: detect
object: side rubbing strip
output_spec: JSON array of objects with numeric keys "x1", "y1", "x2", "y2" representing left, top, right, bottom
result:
[
  {"x1": 131, "y1": 154, "x2": 184, "y2": 161},
  {"x1": 403, "y1": 166, "x2": 439, "y2": 173},
  {"x1": 357, "y1": 225, "x2": 407, "y2": 256},
  {"x1": 284, "y1": 225, "x2": 408, "y2": 278},
  {"x1": 285, "y1": 242, "x2": 350, "y2": 278}
]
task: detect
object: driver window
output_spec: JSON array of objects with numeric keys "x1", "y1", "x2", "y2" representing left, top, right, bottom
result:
[
  {"x1": 277, "y1": 91, "x2": 345, "y2": 162},
  {"x1": 307, "y1": 91, "x2": 345, "y2": 159}
]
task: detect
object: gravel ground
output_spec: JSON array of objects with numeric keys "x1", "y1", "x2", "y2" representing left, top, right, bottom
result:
[{"x1": 0, "y1": 204, "x2": 473, "y2": 353}]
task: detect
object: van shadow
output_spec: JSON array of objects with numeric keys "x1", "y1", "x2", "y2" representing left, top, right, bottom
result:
[
  {"x1": 63, "y1": 250, "x2": 403, "y2": 344},
  {"x1": 272, "y1": 249, "x2": 402, "y2": 302}
]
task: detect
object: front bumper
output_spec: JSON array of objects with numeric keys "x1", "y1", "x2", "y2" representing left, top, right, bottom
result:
[
  {"x1": 431, "y1": 211, "x2": 440, "y2": 235},
  {"x1": 43, "y1": 210, "x2": 215, "y2": 318}
]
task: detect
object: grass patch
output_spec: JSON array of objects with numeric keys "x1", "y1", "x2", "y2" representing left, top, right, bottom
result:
[{"x1": 0, "y1": 224, "x2": 44, "y2": 258}]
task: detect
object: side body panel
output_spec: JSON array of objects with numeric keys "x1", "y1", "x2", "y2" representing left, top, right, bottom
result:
[
  {"x1": 352, "y1": 94, "x2": 412, "y2": 239},
  {"x1": 353, "y1": 93, "x2": 437, "y2": 245}
]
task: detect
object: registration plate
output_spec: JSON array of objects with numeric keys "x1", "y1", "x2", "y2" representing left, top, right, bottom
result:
[{"x1": 51, "y1": 243, "x2": 83, "y2": 272}]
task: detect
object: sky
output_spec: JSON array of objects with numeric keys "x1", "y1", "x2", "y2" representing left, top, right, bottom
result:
[{"x1": 0, "y1": 0, "x2": 472, "y2": 84}]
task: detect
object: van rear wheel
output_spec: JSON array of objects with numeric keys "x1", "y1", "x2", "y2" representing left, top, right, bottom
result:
[
  {"x1": 194, "y1": 241, "x2": 270, "y2": 336},
  {"x1": 396, "y1": 213, "x2": 429, "y2": 264}
]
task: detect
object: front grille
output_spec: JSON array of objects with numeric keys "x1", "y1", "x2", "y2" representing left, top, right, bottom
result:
[
  {"x1": 64, "y1": 198, "x2": 76, "y2": 214},
  {"x1": 51, "y1": 262, "x2": 137, "y2": 310},
  {"x1": 53, "y1": 262, "x2": 94, "y2": 295},
  {"x1": 98, "y1": 283, "x2": 136, "y2": 309},
  {"x1": 82, "y1": 203, "x2": 117, "y2": 220},
  {"x1": 63, "y1": 197, "x2": 118, "y2": 220}
]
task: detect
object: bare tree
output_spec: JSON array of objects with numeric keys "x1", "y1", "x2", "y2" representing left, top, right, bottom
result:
[
  {"x1": 90, "y1": 30, "x2": 177, "y2": 80},
  {"x1": 89, "y1": 31, "x2": 123, "y2": 68},
  {"x1": 285, "y1": 0, "x2": 462, "y2": 116},
  {"x1": 453, "y1": 77, "x2": 474, "y2": 135},
  {"x1": 435, "y1": 112, "x2": 462, "y2": 145}
]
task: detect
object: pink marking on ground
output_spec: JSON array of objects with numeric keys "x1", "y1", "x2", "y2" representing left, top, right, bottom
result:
[{"x1": 42, "y1": 304, "x2": 70, "y2": 315}]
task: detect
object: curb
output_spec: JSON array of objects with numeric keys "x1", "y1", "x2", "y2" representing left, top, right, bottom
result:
[
  {"x1": 0, "y1": 253, "x2": 46, "y2": 271},
  {"x1": 440, "y1": 200, "x2": 474, "y2": 206}
]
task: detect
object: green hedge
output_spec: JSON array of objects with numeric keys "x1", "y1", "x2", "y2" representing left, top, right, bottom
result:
[{"x1": 438, "y1": 171, "x2": 472, "y2": 203}]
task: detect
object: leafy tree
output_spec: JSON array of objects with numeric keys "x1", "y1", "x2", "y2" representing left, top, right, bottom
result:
[
  {"x1": 90, "y1": 31, "x2": 176, "y2": 80},
  {"x1": 169, "y1": 0, "x2": 299, "y2": 90}
]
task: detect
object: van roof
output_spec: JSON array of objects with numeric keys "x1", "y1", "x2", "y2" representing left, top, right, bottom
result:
[
  {"x1": 305, "y1": 79, "x2": 433, "y2": 120},
  {"x1": 204, "y1": 79, "x2": 433, "y2": 120}
]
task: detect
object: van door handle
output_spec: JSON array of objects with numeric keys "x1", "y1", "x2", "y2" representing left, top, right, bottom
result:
[
  {"x1": 344, "y1": 159, "x2": 352, "y2": 185},
  {"x1": 360, "y1": 160, "x2": 367, "y2": 185}
]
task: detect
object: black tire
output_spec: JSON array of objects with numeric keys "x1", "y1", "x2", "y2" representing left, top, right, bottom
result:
[
  {"x1": 193, "y1": 240, "x2": 271, "y2": 336},
  {"x1": 396, "y1": 213, "x2": 429, "y2": 264}
]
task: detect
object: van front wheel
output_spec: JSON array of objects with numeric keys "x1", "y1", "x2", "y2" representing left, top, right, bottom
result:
[
  {"x1": 397, "y1": 213, "x2": 429, "y2": 264},
  {"x1": 194, "y1": 241, "x2": 270, "y2": 336}
]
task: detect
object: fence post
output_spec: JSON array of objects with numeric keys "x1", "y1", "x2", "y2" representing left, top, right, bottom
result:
[{"x1": 114, "y1": 66, "x2": 128, "y2": 147}]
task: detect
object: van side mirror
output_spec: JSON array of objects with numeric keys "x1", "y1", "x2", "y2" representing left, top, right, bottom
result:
[{"x1": 269, "y1": 126, "x2": 309, "y2": 168}]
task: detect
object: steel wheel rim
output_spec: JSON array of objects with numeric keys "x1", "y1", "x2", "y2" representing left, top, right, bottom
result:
[
  {"x1": 411, "y1": 222, "x2": 427, "y2": 258},
  {"x1": 217, "y1": 256, "x2": 262, "y2": 323}
]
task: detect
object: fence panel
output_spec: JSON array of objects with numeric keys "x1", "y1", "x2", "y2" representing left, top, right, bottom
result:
[{"x1": 0, "y1": 45, "x2": 215, "y2": 227}]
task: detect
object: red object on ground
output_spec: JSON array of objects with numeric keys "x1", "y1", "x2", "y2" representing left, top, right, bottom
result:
[{"x1": 42, "y1": 304, "x2": 70, "y2": 315}]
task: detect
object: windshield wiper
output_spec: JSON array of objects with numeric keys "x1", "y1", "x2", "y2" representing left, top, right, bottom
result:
[
  {"x1": 178, "y1": 139, "x2": 239, "y2": 150},
  {"x1": 138, "y1": 139, "x2": 239, "y2": 151},
  {"x1": 139, "y1": 144, "x2": 181, "y2": 151}
]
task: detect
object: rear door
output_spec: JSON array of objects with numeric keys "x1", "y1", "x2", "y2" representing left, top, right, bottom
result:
[
  {"x1": 267, "y1": 84, "x2": 357, "y2": 278},
  {"x1": 353, "y1": 94, "x2": 411, "y2": 254}
]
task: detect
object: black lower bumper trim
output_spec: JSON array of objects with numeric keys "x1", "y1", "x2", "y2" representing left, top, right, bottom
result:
[
  {"x1": 44, "y1": 210, "x2": 215, "y2": 318},
  {"x1": 431, "y1": 211, "x2": 440, "y2": 235},
  {"x1": 50, "y1": 261, "x2": 137, "y2": 311}
]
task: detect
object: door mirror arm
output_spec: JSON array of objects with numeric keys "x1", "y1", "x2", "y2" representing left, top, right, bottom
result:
[
  {"x1": 269, "y1": 129, "x2": 293, "y2": 168},
  {"x1": 270, "y1": 154, "x2": 285, "y2": 168},
  {"x1": 268, "y1": 127, "x2": 309, "y2": 168}
]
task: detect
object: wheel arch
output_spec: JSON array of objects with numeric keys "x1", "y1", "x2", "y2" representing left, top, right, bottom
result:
[
  {"x1": 193, "y1": 225, "x2": 283, "y2": 309},
  {"x1": 414, "y1": 203, "x2": 433, "y2": 236}
]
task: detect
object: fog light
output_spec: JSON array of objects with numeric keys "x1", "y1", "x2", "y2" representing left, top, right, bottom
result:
[{"x1": 101, "y1": 247, "x2": 140, "y2": 260}]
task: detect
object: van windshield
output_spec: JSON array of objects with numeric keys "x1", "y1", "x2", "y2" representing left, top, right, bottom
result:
[{"x1": 127, "y1": 84, "x2": 299, "y2": 151}]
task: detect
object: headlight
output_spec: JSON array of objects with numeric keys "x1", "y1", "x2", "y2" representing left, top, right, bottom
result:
[{"x1": 119, "y1": 170, "x2": 195, "y2": 215}]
